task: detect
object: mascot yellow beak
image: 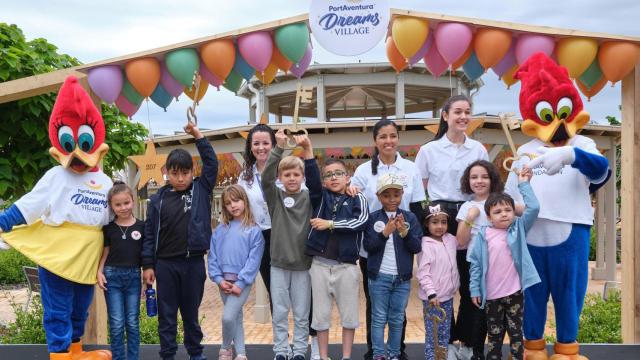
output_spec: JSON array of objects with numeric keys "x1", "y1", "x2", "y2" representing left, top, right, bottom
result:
[
  {"x1": 521, "y1": 110, "x2": 590, "y2": 146},
  {"x1": 49, "y1": 143, "x2": 109, "y2": 174}
]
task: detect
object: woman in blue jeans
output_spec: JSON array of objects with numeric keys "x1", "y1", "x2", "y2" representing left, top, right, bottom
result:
[{"x1": 97, "y1": 182, "x2": 145, "y2": 360}]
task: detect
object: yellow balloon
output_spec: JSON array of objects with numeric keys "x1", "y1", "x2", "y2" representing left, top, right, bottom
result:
[
  {"x1": 502, "y1": 64, "x2": 519, "y2": 89},
  {"x1": 184, "y1": 77, "x2": 208, "y2": 103},
  {"x1": 392, "y1": 16, "x2": 429, "y2": 60},
  {"x1": 556, "y1": 38, "x2": 598, "y2": 78},
  {"x1": 256, "y1": 62, "x2": 278, "y2": 85}
]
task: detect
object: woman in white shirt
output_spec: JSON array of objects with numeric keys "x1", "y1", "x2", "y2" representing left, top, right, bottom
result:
[
  {"x1": 414, "y1": 94, "x2": 489, "y2": 360},
  {"x1": 351, "y1": 119, "x2": 426, "y2": 360}
]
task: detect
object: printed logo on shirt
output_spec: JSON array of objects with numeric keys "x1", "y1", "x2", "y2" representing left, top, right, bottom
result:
[
  {"x1": 182, "y1": 191, "x2": 193, "y2": 213},
  {"x1": 283, "y1": 197, "x2": 295, "y2": 208},
  {"x1": 373, "y1": 220, "x2": 385, "y2": 233},
  {"x1": 84, "y1": 179, "x2": 104, "y2": 190},
  {"x1": 70, "y1": 188, "x2": 108, "y2": 213},
  {"x1": 131, "y1": 230, "x2": 142, "y2": 240}
]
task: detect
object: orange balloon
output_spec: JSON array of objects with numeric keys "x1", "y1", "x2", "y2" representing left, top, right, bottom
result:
[
  {"x1": 474, "y1": 28, "x2": 512, "y2": 70},
  {"x1": 502, "y1": 64, "x2": 519, "y2": 89},
  {"x1": 598, "y1": 41, "x2": 640, "y2": 84},
  {"x1": 576, "y1": 76, "x2": 607, "y2": 101},
  {"x1": 184, "y1": 77, "x2": 208, "y2": 103},
  {"x1": 386, "y1": 37, "x2": 407, "y2": 73},
  {"x1": 272, "y1": 46, "x2": 293, "y2": 73},
  {"x1": 452, "y1": 44, "x2": 473, "y2": 72},
  {"x1": 125, "y1": 58, "x2": 161, "y2": 98},
  {"x1": 200, "y1": 39, "x2": 236, "y2": 80},
  {"x1": 256, "y1": 62, "x2": 278, "y2": 85}
]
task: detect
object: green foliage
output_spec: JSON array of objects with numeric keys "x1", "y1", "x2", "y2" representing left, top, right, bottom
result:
[
  {"x1": 577, "y1": 290, "x2": 622, "y2": 343},
  {"x1": 139, "y1": 301, "x2": 184, "y2": 344},
  {"x1": 0, "y1": 249, "x2": 35, "y2": 285},
  {"x1": 589, "y1": 228, "x2": 596, "y2": 261},
  {"x1": 0, "y1": 294, "x2": 46, "y2": 344},
  {"x1": 102, "y1": 104, "x2": 147, "y2": 178}
]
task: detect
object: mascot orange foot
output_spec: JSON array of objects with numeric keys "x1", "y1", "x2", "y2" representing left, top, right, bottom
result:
[
  {"x1": 524, "y1": 339, "x2": 548, "y2": 360},
  {"x1": 549, "y1": 342, "x2": 588, "y2": 360},
  {"x1": 49, "y1": 341, "x2": 111, "y2": 360}
]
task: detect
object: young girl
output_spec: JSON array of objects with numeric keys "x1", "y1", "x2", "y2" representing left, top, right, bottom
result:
[
  {"x1": 208, "y1": 185, "x2": 265, "y2": 360},
  {"x1": 97, "y1": 181, "x2": 144, "y2": 360},
  {"x1": 417, "y1": 205, "x2": 459, "y2": 360}
]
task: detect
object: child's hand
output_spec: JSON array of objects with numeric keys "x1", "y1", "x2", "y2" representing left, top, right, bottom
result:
[
  {"x1": 517, "y1": 166, "x2": 533, "y2": 183},
  {"x1": 97, "y1": 271, "x2": 107, "y2": 291},
  {"x1": 184, "y1": 120, "x2": 203, "y2": 139},
  {"x1": 310, "y1": 218, "x2": 332, "y2": 230},
  {"x1": 219, "y1": 280, "x2": 232, "y2": 291},
  {"x1": 429, "y1": 297, "x2": 440, "y2": 307},
  {"x1": 471, "y1": 296, "x2": 481, "y2": 308},
  {"x1": 382, "y1": 217, "x2": 398, "y2": 237},
  {"x1": 467, "y1": 207, "x2": 481, "y2": 222},
  {"x1": 275, "y1": 128, "x2": 287, "y2": 149},
  {"x1": 143, "y1": 269, "x2": 155, "y2": 285},
  {"x1": 230, "y1": 284, "x2": 242, "y2": 296},
  {"x1": 345, "y1": 185, "x2": 361, "y2": 197},
  {"x1": 395, "y1": 214, "x2": 408, "y2": 237},
  {"x1": 294, "y1": 134, "x2": 311, "y2": 150}
]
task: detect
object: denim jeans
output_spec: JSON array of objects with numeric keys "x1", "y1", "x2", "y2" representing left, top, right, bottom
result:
[
  {"x1": 104, "y1": 266, "x2": 141, "y2": 360},
  {"x1": 369, "y1": 273, "x2": 411, "y2": 358}
]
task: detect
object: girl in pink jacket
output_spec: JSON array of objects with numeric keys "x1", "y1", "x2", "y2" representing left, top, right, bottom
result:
[{"x1": 417, "y1": 204, "x2": 460, "y2": 360}]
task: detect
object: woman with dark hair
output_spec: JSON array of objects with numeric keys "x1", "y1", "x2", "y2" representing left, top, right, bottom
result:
[
  {"x1": 351, "y1": 119, "x2": 426, "y2": 360},
  {"x1": 414, "y1": 95, "x2": 490, "y2": 360}
]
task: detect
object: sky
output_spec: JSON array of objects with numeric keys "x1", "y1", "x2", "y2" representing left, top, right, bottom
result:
[{"x1": 2, "y1": 0, "x2": 638, "y2": 135}]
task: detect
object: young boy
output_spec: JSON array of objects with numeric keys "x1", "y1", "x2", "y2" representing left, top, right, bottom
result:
[
  {"x1": 141, "y1": 121, "x2": 218, "y2": 360},
  {"x1": 468, "y1": 167, "x2": 541, "y2": 360},
  {"x1": 364, "y1": 174, "x2": 422, "y2": 360},
  {"x1": 262, "y1": 129, "x2": 320, "y2": 360},
  {"x1": 306, "y1": 158, "x2": 370, "y2": 360}
]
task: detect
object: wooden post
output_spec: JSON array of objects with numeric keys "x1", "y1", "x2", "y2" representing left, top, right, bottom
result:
[
  {"x1": 621, "y1": 65, "x2": 640, "y2": 343},
  {"x1": 605, "y1": 143, "x2": 618, "y2": 282},
  {"x1": 591, "y1": 189, "x2": 606, "y2": 280}
]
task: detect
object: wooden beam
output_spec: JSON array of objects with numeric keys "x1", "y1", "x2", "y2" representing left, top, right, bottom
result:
[
  {"x1": 620, "y1": 64, "x2": 640, "y2": 343},
  {"x1": 0, "y1": 68, "x2": 86, "y2": 104},
  {"x1": 605, "y1": 142, "x2": 618, "y2": 282}
]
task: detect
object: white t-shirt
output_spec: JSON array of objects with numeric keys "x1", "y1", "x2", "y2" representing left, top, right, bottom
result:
[
  {"x1": 15, "y1": 166, "x2": 112, "y2": 227},
  {"x1": 415, "y1": 135, "x2": 489, "y2": 202},
  {"x1": 379, "y1": 211, "x2": 398, "y2": 275},
  {"x1": 456, "y1": 199, "x2": 489, "y2": 250}
]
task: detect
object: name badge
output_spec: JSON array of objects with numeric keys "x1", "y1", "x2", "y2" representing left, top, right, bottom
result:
[
  {"x1": 283, "y1": 197, "x2": 295, "y2": 208},
  {"x1": 131, "y1": 230, "x2": 142, "y2": 240},
  {"x1": 373, "y1": 220, "x2": 385, "y2": 233}
]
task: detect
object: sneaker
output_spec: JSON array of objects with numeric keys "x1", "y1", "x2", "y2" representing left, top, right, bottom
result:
[
  {"x1": 275, "y1": 355, "x2": 287, "y2": 360},
  {"x1": 292, "y1": 355, "x2": 306, "y2": 360},
  {"x1": 310, "y1": 336, "x2": 320, "y2": 360},
  {"x1": 447, "y1": 344, "x2": 460, "y2": 360},
  {"x1": 458, "y1": 346, "x2": 474, "y2": 360},
  {"x1": 218, "y1": 348, "x2": 233, "y2": 360},
  {"x1": 234, "y1": 355, "x2": 248, "y2": 360}
]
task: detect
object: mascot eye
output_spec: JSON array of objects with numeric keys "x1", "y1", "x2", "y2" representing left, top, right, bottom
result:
[
  {"x1": 535, "y1": 101, "x2": 554, "y2": 123},
  {"x1": 57, "y1": 126, "x2": 75, "y2": 153},
  {"x1": 556, "y1": 97, "x2": 573, "y2": 120},
  {"x1": 78, "y1": 125, "x2": 95, "y2": 152}
]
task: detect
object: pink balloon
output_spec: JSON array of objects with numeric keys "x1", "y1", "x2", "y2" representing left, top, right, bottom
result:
[
  {"x1": 515, "y1": 34, "x2": 555, "y2": 65},
  {"x1": 290, "y1": 44, "x2": 313, "y2": 79},
  {"x1": 115, "y1": 94, "x2": 140, "y2": 118},
  {"x1": 160, "y1": 61, "x2": 183, "y2": 98},
  {"x1": 492, "y1": 41, "x2": 517, "y2": 78},
  {"x1": 88, "y1": 65, "x2": 123, "y2": 104},
  {"x1": 424, "y1": 43, "x2": 448, "y2": 78},
  {"x1": 238, "y1": 31, "x2": 273, "y2": 72},
  {"x1": 409, "y1": 31, "x2": 433, "y2": 66},
  {"x1": 435, "y1": 23, "x2": 473, "y2": 65},
  {"x1": 200, "y1": 61, "x2": 222, "y2": 90}
]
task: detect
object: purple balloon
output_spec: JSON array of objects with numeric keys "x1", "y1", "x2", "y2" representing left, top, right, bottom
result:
[
  {"x1": 290, "y1": 44, "x2": 312, "y2": 79},
  {"x1": 115, "y1": 94, "x2": 140, "y2": 118},
  {"x1": 238, "y1": 31, "x2": 273, "y2": 73},
  {"x1": 160, "y1": 61, "x2": 183, "y2": 98},
  {"x1": 200, "y1": 61, "x2": 222, "y2": 90},
  {"x1": 87, "y1": 65, "x2": 123, "y2": 104},
  {"x1": 435, "y1": 23, "x2": 473, "y2": 65},
  {"x1": 424, "y1": 43, "x2": 448, "y2": 78},
  {"x1": 515, "y1": 34, "x2": 555, "y2": 65},
  {"x1": 492, "y1": 41, "x2": 517, "y2": 78},
  {"x1": 409, "y1": 31, "x2": 434, "y2": 66}
]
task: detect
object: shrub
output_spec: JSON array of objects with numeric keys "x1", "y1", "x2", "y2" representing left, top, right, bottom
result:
[
  {"x1": 577, "y1": 290, "x2": 621, "y2": 343},
  {"x1": 0, "y1": 294, "x2": 46, "y2": 344},
  {"x1": 0, "y1": 249, "x2": 36, "y2": 286},
  {"x1": 138, "y1": 301, "x2": 183, "y2": 344}
]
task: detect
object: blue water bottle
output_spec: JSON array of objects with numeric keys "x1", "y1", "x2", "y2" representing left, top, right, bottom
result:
[{"x1": 145, "y1": 284, "x2": 157, "y2": 317}]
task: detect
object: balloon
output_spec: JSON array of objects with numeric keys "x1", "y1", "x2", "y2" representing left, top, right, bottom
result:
[
  {"x1": 256, "y1": 63, "x2": 278, "y2": 85},
  {"x1": 150, "y1": 84, "x2": 173, "y2": 111},
  {"x1": 223, "y1": 70, "x2": 244, "y2": 93},
  {"x1": 579, "y1": 58, "x2": 604, "y2": 89},
  {"x1": 409, "y1": 31, "x2": 433, "y2": 66},
  {"x1": 386, "y1": 37, "x2": 407, "y2": 73},
  {"x1": 576, "y1": 76, "x2": 608, "y2": 101},
  {"x1": 502, "y1": 64, "x2": 519, "y2": 89},
  {"x1": 200, "y1": 39, "x2": 235, "y2": 80},
  {"x1": 165, "y1": 48, "x2": 200, "y2": 88},
  {"x1": 233, "y1": 46, "x2": 255, "y2": 81},
  {"x1": 238, "y1": 31, "x2": 274, "y2": 72},
  {"x1": 272, "y1": 45, "x2": 293, "y2": 73},
  {"x1": 122, "y1": 77, "x2": 143, "y2": 106},
  {"x1": 392, "y1": 16, "x2": 429, "y2": 60},
  {"x1": 87, "y1": 65, "x2": 123, "y2": 104},
  {"x1": 290, "y1": 44, "x2": 313, "y2": 79},
  {"x1": 598, "y1": 41, "x2": 640, "y2": 84},
  {"x1": 462, "y1": 52, "x2": 484, "y2": 81},
  {"x1": 184, "y1": 77, "x2": 208, "y2": 104},
  {"x1": 199, "y1": 60, "x2": 222, "y2": 90},
  {"x1": 492, "y1": 42, "x2": 517, "y2": 78},
  {"x1": 274, "y1": 23, "x2": 310, "y2": 63},
  {"x1": 160, "y1": 61, "x2": 183, "y2": 98},
  {"x1": 474, "y1": 28, "x2": 512, "y2": 70},
  {"x1": 452, "y1": 45, "x2": 472, "y2": 72},
  {"x1": 515, "y1": 34, "x2": 555, "y2": 64},
  {"x1": 435, "y1": 22, "x2": 473, "y2": 64},
  {"x1": 424, "y1": 43, "x2": 448, "y2": 78},
  {"x1": 556, "y1": 38, "x2": 598, "y2": 78},
  {"x1": 124, "y1": 57, "x2": 160, "y2": 98},
  {"x1": 115, "y1": 94, "x2": 140, "y2": 118}
]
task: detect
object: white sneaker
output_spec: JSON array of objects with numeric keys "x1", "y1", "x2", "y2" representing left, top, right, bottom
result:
[
  {"x1": 310, "y1": 336, "x2": 320, "y2": 360},
  {"x1": 458, "y1": 345, "x2": 474, "y2": 360},
  {"x1": 447, "y1": 344, "x2": 460, "y2": 360}
]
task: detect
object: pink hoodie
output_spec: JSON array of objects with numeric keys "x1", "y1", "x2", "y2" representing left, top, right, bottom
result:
[{"x1": 416, "y1": 233, "x2": 460, "y2": 302}]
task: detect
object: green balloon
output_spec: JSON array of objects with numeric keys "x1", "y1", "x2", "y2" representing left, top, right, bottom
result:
[
  {"x1": 122, "y1": 77, "x2": 143, "y2": 105},
  {"x1": 579, "y1": 58, "x2": 603, "y2": 90},
  {"x1": 274, "y1": 23, "x2": 310, "y2": 63},
  {"x1": 165, "y1": 48, "x2": 200, "y2": 88},
  {"x1": 223, "y1": 70, "x2": 243, "y2": 94}
]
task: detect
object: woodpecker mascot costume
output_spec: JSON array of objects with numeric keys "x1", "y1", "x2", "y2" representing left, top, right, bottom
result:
[
  {"x1": 0, "y1": 76, "x2": 112, "y2": 360},
  {"x1": 505, "y1": 53, "x2": 610, "y2": 360}
]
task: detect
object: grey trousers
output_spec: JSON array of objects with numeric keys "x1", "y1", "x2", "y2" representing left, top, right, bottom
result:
[
  {"x1": 270, "y1": 266, "x2": 311, "y2": 357},
  {"x1": 220, "y1": 285, "x2": 252, "y2": 355}
]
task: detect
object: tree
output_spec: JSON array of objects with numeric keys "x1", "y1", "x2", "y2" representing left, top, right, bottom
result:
[{"x1": 0, "y1": 23, "x2": 147, "y2": 202}]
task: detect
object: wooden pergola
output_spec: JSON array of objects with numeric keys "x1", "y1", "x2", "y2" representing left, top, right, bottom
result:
[{"x1": 0, "y1": 9, "x2": 638, "y2": 344}]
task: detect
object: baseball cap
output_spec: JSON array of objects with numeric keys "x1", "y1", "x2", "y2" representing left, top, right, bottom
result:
[{"x1": 376, "y1": 173, "x2": 404, "y2": 194}]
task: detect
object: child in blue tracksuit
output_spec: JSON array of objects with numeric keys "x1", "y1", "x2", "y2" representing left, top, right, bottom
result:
[
  {"x1": 208, "y1": 184, "x2": 264, "y2": 360},
  {"x1": 364, "y1": 173, "x2": 423, "y2": 360},
  {"x1": 467, "y1": 168, "x2": 541, "y2": 360}
]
